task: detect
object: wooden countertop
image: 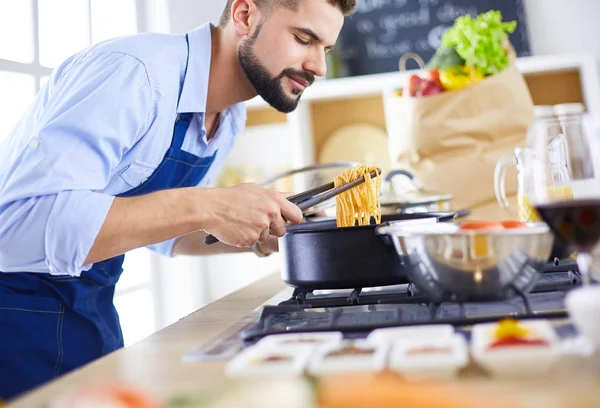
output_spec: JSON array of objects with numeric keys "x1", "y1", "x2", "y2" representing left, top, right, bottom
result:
[{"x1": 7, "y1": 272, "x2": 600, "y2": 408}]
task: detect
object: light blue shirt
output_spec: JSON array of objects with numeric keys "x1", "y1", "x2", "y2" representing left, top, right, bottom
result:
[{"x1": 0, "y1": 23, "x2": 246, "y2": 276}]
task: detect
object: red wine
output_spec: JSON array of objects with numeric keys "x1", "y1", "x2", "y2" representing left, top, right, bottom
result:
[{"x1": 535, "y1": 199, "x2": 600, "y2": 251}]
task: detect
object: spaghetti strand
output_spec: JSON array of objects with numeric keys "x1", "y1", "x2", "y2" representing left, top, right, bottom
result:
[{"x1": 334, "y1": 164, "x2": 381, "y2": 228}]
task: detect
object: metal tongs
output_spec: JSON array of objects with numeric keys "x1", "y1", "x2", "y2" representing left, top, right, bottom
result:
[{"x1": 204, "y1": 168, "x2": 382, "y2": 245}]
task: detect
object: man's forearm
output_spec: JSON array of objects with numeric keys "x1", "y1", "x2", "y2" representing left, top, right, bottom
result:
[
  {"x1": 172, "y1": 231, "x2": 278, "y2": 257},
  {"x1": 84, "y1": 187, "x2": 207, "y2": 264}
]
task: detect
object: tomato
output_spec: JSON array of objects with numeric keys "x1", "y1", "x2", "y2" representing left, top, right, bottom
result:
[
  {"x1": 439, "y1": 65, "x2": 484, "y2": 91},
  {"x1": 458, "y1": 221, "x2": 505, "y2": 231},
  {"x1": 458, "y1": 221, "x2": 504, "y2": 258},
  {"x1": 404, "y1": 70, "x2": 445, "y2": 97},
  {"x1": 500, "y1": 220, "x2": 527, "y2": 229},
  {"x1": 424, "y1": 68, "x2": 442, "y2": 87},
  {"x1": 407, "y1": 74, "x2": 423, "y2": 97},
  {"x1": 416, "y1": 79, "x2": 444, "y2": 97}
]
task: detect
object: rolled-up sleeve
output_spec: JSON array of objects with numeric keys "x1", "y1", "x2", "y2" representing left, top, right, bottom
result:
[
  {"x1": 145, "y1": 239, "x2": 178, "y2": 257},
  {"x1": 0, "y1": 52, "x2": 153, "y2": 276}
]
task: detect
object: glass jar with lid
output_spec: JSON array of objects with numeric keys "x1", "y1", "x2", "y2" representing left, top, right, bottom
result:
[{"x1": 554, "y1": 103, "x2": 599, "y2": 198}]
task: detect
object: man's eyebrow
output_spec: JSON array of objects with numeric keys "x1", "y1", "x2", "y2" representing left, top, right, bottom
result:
[{"x1": 293, "y1": 27, "x2": 336, "y2": 50}]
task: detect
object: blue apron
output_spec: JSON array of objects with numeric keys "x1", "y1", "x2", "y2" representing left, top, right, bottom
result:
[{"x1": 0, "y1": 36, "x2": 217, "y2": 400}]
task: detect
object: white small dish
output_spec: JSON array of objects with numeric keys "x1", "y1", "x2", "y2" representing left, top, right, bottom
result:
[
  {"x1": 367, "y1": 324, "x2": 455, "y2": 345},
  {"x1": 565, "y1": 285, "x2": 600, "y2": 348},
  {"x1": 226, "y1": 345, "x2": 312, "y2": 377},
  {"x1": 471, "y1": 319, "x2": 561, "y2": 378},
  {"x1": 307, "y1": 340, "x2": 388, "y2": 375},
  {"x1": 388, "y1": 333, "x2": 469, "y2": 380}
]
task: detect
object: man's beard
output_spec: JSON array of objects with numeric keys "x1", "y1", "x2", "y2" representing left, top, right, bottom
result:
[{"x1": 238, "y1": 25, "x2": 314, "y2": 113}]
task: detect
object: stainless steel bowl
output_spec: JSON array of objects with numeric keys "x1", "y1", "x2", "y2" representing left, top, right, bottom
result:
[{"x1": 375, "y1": 222, "x2": 554, "y2": 302}]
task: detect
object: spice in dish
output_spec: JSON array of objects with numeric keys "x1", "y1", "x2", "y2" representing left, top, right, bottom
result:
[
  {"x1": 281, "y1": 338, "x2": 325, "y2": 344},
  {"x1": 325, "y1": 344, "x2": 376, "y2": 358},
  {"x1": 406, "y1": 345, "x2": 453, "y2": 356},
  {"x1": 487, "y1": 318, "x2": 550, "y2": 349},
  {"x1": 249, "y1": 354, "x2": 293, "y2": 365}
]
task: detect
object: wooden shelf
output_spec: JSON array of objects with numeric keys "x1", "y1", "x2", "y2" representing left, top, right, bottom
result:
[
  {"x1": 524, "y1": 69, "x2": 584, "y2": 106},
  {"x1": 310, "y1": 95, "x2": 385, "y2": 158},
  {"x1": 245, "y1": 53, "x2": 599, "y2": 113},
  {"x1": 238, "y1": 53, "x2": 600, "y2": 186},
  {"x1": 246, "y1": 107, "x2": 287, "y2": 127}
]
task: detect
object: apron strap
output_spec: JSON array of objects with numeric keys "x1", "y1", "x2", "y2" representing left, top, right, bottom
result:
[
  {"x1": 171, "y1": 33, "x2": 193, "y2": 150},
  {"x1": 171, "y1": 112, "x2": 193, "y2": 150}
]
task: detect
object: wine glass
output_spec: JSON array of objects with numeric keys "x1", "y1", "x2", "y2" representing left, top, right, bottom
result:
[{"x1": 527, "y1": 107, "x2": 600, "y2": 285}]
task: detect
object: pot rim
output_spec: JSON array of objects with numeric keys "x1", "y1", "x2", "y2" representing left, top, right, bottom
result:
[
  {"x1": 380, "y1": 193, "x2": 453, "y2": 207},
  {"x1": 285, "y1": 212, "x2": 455, "y2": 234},
  {"x1": 376, "y1": 221, "x2": 550, "y2": 238}
]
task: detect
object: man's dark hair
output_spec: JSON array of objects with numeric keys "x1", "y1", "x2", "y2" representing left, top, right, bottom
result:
[{"x1": 219, "y1": 0, "x2": 356, "y2": 26}]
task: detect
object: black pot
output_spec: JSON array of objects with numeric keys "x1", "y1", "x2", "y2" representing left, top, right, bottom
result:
[{"x1": 279, "y1": 212, "x2": 457, "y2": 290}]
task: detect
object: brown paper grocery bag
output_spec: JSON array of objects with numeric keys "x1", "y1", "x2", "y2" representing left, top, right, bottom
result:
[{"x1": 384, "y1": 64, "x2": 534, "y2": 220}]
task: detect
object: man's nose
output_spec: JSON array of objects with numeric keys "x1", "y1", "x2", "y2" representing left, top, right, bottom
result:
[{"x1": 303, "y1": 48, "x2": 327, "y2": 78}]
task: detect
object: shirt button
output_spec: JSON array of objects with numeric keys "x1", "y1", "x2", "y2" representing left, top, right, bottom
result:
[{"x1": 29, "y1": 139, "x2": 40, "y2": 149}]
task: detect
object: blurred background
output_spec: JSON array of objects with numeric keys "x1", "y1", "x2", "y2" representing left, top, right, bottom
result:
[{"x1": 1, "y1": 0, "x2": 599, "y2": 346}]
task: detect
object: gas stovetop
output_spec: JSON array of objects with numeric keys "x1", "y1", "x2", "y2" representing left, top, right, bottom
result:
[
  {"x1": 240, "y1": 259, "x2": 581, "y2": 343},
  {"x1": 186, "y1": 259, "x2": 582, "y2": 361}
]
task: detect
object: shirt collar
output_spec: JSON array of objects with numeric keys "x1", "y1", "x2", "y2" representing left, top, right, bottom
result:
[{"x1": 177, "y1": 23, "x2": 212, "y2": 114}]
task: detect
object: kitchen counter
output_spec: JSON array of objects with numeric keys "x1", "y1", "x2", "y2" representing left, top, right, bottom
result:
[{"x1": 7, "y1": 272, "x2": 600, "y2": 408}]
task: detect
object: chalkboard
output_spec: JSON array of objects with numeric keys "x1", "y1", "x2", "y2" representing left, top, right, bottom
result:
[{"x1": 332, "y1": 0, "x2": 531, "y2": 77}]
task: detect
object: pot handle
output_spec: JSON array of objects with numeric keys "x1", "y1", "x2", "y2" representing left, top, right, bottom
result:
[
  {"x1": 384, "y1": 169, "x2": 425, "y2": 192},
  {"x1": 374, "y1": 221, "x2": 394, "y2": 247},
  {"x1": 384, "y1": 169, "x2": 414, "y2": 182},
  {"x1": 453, "y1": 209, "x2": 471, "y2": 219},
  {"x1": 493, "y1": 153, "x2": 516, "y2": 216},
  {"x1": 374, "y1": 221, "x2": 391, "y2": 235}
]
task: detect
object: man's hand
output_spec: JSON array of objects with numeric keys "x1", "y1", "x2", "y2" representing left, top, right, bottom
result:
[
  {"x1": 202, "y1": 183, "x2": 303, "y2": 247},
  {"x1": 254, "y1": 235, "x2": 279, "y2": 256},
  {"x1": 85, "y1": 183, "x2": 302, "y2": 264}
]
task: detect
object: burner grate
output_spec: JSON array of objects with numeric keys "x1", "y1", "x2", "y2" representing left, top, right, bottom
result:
[
  {"x1": 241, "y1": 304, "x2": 569, "y2": 344},
  {"x1": 239, "y1": 260, "x2": 579, "y2": 345},
  {"x1": 282, "y1": 269, "x2": 579, "y2": 309}
]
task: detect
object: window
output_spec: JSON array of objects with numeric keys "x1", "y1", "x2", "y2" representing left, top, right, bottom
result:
[
  {"x1": 0, "y1": 0, "x2": 44, "y2": 144},
  {"x1": 114, "y1": 287, "x2": 155, "y2": 346},
  {"x1": 91, "y1": 0, "x2": 137, "y2": 44},
  {"x1": 0, "y1": 72, "x2": 36, "y2": 143},
  {"x1": 2, "y1": 0, "x2": 148, "y2": 347},
  {"x1": 0, "y1": 0, "x2": 35, "y2": 63},
  {"x1": 39, "y1": 75, "x2": 50, "y2": 88},
  {"x1": 116, "y1": 248, "x2": 156, "y2": 343},
  {"x1": 38, "y1": 0, "x2": 91, "y2": 68}
]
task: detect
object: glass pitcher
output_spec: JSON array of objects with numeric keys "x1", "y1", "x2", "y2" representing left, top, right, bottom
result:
[
  {"x1": 495, "y1": 147, "x2": 538, "y2": 221},
  {"x1": 494, "y1": 119, "x2": 573, "y2": 222}
]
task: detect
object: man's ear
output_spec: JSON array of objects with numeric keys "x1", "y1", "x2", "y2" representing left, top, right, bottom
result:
[{"x1": 231, "y1": 0, "x2": 260, "y2": 37}]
